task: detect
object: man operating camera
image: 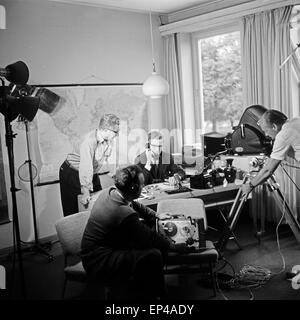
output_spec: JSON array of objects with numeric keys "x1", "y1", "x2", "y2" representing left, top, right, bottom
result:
[{"x1": 241, "y1": 109, "x2": 300, "y2": 197}]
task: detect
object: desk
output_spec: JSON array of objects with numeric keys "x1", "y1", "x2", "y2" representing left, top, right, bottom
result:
[{"x1": 78, "y1": 182, "x2": 241, "y2": 212}]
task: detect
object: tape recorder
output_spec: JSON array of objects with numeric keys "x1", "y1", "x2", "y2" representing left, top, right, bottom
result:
[{"x1": 157, "y1": 215, "x2": 205, "y2": 248}]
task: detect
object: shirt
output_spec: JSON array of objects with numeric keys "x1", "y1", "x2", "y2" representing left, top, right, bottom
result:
[
  {"x1": 270, "y1": 118, "x2": 300, "y2": 162},
  {"x1": 66, "y1": 129, "x2": 112, "y2": 191},
  {"x1": 134, "y1": 151, "x2": 185, "y2": 185}
]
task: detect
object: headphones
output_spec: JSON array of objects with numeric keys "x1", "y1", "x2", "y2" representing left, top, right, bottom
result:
[{"x1": 115, "y1": 167, "x2": 140, "y2": 197}]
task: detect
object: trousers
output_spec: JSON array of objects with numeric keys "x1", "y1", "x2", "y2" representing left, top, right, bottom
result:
[{"x1": 59, "y1": 160, "x2": 101, "y2": 216}]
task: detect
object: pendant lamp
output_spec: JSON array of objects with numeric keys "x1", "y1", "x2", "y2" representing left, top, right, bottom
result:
[{"x1": 142, "y1": 12, "x2": 169, "y2": 99}]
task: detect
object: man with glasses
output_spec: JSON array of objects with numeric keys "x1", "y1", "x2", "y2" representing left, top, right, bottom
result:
[
  {"x1": 134, "y1": 130, "x2": 185, "y2": 186},
  {"x1": 59, "y1": 113, "x2": 120, "y2": 216},
  {"x1": 241, "y1": 109, "x2": 300, "y2": 197}
]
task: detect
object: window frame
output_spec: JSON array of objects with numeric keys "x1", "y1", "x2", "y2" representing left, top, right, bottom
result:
[{"x1": 191, "y1": 22, "x2": 242, "y2": 134}]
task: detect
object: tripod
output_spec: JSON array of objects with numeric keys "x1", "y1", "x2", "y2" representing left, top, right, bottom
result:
[
  {"x1": 217, "y1": 174, "x2": 300, "y2": 251},
  {"x1": 19, "y1": 118, "x2": 54, "y2": 262}
]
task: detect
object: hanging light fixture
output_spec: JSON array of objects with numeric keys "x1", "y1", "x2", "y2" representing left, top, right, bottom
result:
[{"x1": 142, "y1": 11, "x2": 169, "y2": 99}]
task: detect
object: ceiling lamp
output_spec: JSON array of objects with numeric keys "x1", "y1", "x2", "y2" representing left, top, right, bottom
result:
[{"x1": 142, "y1": 12, "x2": 169, "y2": 99}]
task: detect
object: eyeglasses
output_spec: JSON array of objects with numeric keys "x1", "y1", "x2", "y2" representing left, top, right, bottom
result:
[
  {"x1": 150, "y1": 143, "x2": 163, "y2": 148},
  {"x1": 109, "y1": 129, "x2": 119, "y2": 136}
]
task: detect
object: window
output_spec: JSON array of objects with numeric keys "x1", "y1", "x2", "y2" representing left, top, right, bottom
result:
[{"x1": 197, "y1": 31, "x2": 242, "y2": 135}]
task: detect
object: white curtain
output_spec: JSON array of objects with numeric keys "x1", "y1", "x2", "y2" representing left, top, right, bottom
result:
[
  {"x1": 241, "y1": 5, "x2": 297, "y2": 222},
  {"x1": 162, "y1": 33, "x2": 184, "y2": 153}
]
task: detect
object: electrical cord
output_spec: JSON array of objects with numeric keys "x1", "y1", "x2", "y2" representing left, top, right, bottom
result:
[
  {"x1": 215, "y1": 262, "x2": 258, "y2": 300},
  {"x1": 215, "y1": 274, "x2": 229, "y2": 300},
  {"x1": 281, "y1": 161, "x2": 300, "y2": 170},
  {"x1": 271, "y1": 198, "x2": 286, "y2": 276},
  {"x1": 218, "y1": 193, "x2": 287, "y2": 299},
  {"x1": 280, "y1": 164, "x2": 300, "y2": 192},
  {"x1": 228, "y1": 265, "x2": 272, "y2": 289}
]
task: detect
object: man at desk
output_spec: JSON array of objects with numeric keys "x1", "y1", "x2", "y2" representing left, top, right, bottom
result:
[{"x1": 134, "y1": 131, "x2": 185, "y2": 186}]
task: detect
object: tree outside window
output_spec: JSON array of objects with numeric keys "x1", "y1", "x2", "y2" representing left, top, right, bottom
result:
[{"x1": 199, "y1": 32, "x2": 243, "y2": 134}]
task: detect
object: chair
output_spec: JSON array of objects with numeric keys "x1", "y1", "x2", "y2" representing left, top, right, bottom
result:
[
  {"x1": 157, "y1": 198, "x2": 219, "y2": 297},
  {"x1": 55, "y1": 210, "x2": 102, "y2": 299}
]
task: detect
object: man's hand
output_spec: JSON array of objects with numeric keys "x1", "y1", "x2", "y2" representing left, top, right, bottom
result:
[
  {"x1": 104, "y1": 144, "x2": 112, "y2": 158},
  {"x1": 156, "y1": 212, "x2": 172, "y2": 220},
  {"x1": 145, "y1": 148, "x2": 155, "y2": 171},
  {"x1": 146, "y1": 148, "x2": 155, "y2": 164},
  {"x1": 170, "y1": 242, "x2": 192, "y2": 253},
  {"x1": 241, "y1": 183, "x2": 254, "y2": 200},
  {"x1": 168, "y1": 174, "x2": 181, "y2": 186},
  {"x1": 80, "y1": 190, "x2": 91, "y2": 208}
]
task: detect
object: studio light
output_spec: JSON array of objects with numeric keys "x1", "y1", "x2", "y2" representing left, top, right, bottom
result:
[
  {"x1": 10, "y1": 84, "x2": 61, "y2": 115},
  {"x1": 2, "y1": 95, "x2": 40, "y2": 122},
  {"x1": 0, "y1": 61, "x2": 41, "y2": 123},
  {"x1": 0, "y1": 61, "x2": 59, "y2": 298},
  {"x1": 0, "y1": 61, "x2": 29, "y2": 85},
  {"x1": 142, "y1": 12, "x2": 169, "y2": 99}
]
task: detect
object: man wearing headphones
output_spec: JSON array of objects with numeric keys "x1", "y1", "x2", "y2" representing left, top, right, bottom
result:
[
  {"x1": 135, "y1": 130, "x2": 185, "y2": 186},
  {"x1": 81, "y1": 164, "x2": 174, "y2": 300},
  {"x1": 241, "y1": 109, "x2": 300, "y2": 197}
]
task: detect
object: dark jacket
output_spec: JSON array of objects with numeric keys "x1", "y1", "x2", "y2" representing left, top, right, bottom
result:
[
  {"x1": 81, "y1": 187, "x2": 171, "y2": 282},
  {"x1": 134, "y1": 151, "x2": 185, "y2": 185}
]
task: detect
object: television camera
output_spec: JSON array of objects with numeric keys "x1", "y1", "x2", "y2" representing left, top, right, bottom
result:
[
  {"x1": 191, "y1": 105, "x2": 273, "y2": 190},
  {"x1": 224, "y1": 104, "x2": 273, "y2": 156}
]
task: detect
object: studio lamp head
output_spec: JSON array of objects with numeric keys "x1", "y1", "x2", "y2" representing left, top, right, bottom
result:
[
  {"x1": 10, "y1": 84, "x2": 61, "y2": 115},
  {"x1": 1, "y1": 94, "x2": 40, "y2": 122},
  {"x1": 0, "y1": 61, "x2": 41, "y2": 122},
  {"x1": 0, "y1": 61, "x2": 29, "y2": 85}
]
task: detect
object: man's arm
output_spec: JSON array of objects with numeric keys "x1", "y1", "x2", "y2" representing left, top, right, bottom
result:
[
  {"x1": 121, "y1": 214, "x2": 172, "y2": 251},
  {"x1": 251, "y1": 158, "x2": 281, "y2": 186},
  {"x1": 169, "y1": 155, "x2": 185, "y2": 180},
  {"x1": 241, "y1": 158, "x2": 281, "y2": 196},
  {"x1": 79, "y1": 137, "x2": 95, "y2": 205},
  {"x1": 131, "y1": 200, "x2": 157, "y2": 221}
]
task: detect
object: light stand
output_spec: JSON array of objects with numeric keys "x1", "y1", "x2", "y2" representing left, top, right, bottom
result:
[
  {"x1": 19, "y1": 118, "x2": 54, "y2": 262},
  {"x1": 1, "y1": 78, "x2": 26, "y2": 299},
  {"x1": 0, "y1": 61, "x2": 52, "y2": 299}
]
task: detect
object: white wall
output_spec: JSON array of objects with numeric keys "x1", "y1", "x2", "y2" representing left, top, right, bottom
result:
[{"x1": 0, "y1": 0, "x2": 164, "y2": 249}]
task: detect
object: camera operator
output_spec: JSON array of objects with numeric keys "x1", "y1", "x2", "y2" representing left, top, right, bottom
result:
[
  {"x1": 81, "y1": 164, "x2": 174, "y2": 300},
  {"x1": 241, "y1": 109, "x2": 300, "y2": 197}
]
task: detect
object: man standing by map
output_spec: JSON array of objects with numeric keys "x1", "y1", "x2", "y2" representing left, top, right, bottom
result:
[{"x1": 59, "y1": 113, "x2": 120, "y2": 216}]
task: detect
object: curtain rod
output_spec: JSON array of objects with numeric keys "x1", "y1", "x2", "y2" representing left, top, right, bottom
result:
[{"x1": 33, "y1": 83, "x2": 143, "y2": 88}]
